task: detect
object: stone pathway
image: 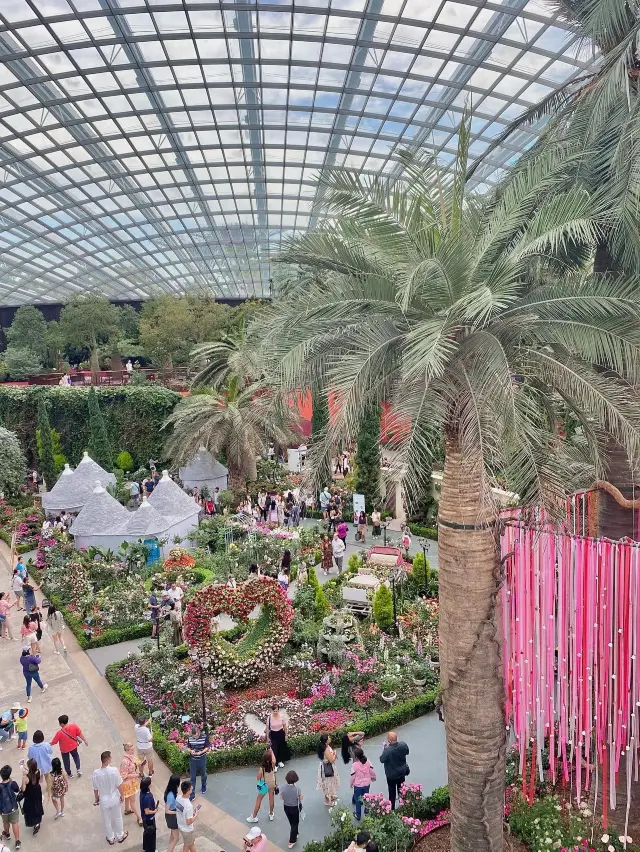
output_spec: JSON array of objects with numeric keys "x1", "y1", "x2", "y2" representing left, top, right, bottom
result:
[{"x1": 0, "y1": 541, "x2": 273, "y2": 852}]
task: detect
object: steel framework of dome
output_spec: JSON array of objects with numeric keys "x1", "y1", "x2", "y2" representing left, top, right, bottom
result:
[{"x1": 0, "y1": 0, "x2": 595, "y2": 304}]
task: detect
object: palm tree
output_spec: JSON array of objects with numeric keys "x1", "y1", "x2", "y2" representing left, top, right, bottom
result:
[
  {"x1": 473, "y1": 0, "x2": 640, "y2": 538},
  {"x1": 252, "y1": 129, "x2": 640, "y2": 852},
  {"x1": 190, "y1": 317, "x2": 263, "y2": 389},
  {"x1": 164, "y1": 378, "x2": 298, "y2": 490}
]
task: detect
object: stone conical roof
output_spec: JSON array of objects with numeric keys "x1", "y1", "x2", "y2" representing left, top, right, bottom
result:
[
  {"x1": 69, "y1": 481, "x2": 129, "y2": 536},
  {"x1": 179, "y1": 447, "x2": 228, "y2": 483},
  {"x1": 42, "y1": 452, "x2": 116, "y2": 513},
  {"x1": 116, "y1": 496, "x2": 169, "y2": 536},
  {"x1": 147, "y1": 470, "x2": 200, "y2": 521}
]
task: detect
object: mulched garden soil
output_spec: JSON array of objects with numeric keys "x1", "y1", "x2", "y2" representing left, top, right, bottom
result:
[
  {"x1": 413, "y1": 827, "x2": 528, "y2": 852},
  {"x1": 607, "y1": 761, "x2": 640, "y2": 844}
]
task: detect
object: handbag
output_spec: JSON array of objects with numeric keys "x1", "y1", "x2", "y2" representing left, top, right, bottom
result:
[
  {"x1": 257, "y1": 769, "x2": 268, "y2": 795},
  {"x1": 322, "y1": 759, "x2": 334, "y2": 778},
  {"x1": 27, "y1": 663, "x2": 39, "y2": 672}
]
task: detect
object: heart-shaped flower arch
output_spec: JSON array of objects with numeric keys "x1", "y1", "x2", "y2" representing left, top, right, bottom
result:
[{"x1": 183, "y1": 576, "x2": 294, "y2": 687}]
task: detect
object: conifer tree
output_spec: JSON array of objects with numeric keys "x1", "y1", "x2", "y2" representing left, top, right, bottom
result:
[
  {"x1": 355, "y1": 404, "x2": 381, "y2": 511},
  {"x1": 36, "y1": 396, "x2": 57, "y2": 490},
  {"x1": 87, "y1": 387, "x2": 113, "y2": 471}
]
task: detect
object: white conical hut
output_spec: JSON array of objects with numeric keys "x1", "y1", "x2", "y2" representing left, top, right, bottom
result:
[
  {"x1": 69, "y1": 481, "x2": 129, "y2": 550},
  {"x1": 42, "y1": 452, "x2": 116, "y2": 517},
  {"x1": 117, "y1": 497, "x2": 170, "y2": 537},
  {"x1": 179, "y1": 447, "x2": 228, "y2": 494}
]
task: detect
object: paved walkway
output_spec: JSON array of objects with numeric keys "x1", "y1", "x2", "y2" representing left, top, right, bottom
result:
[
  {"x1": 0, "y1": 541, "x2": 263, "y2": 852},
  {"x1": 205, "y1": 712, "x2": 446, "y2": 846}
]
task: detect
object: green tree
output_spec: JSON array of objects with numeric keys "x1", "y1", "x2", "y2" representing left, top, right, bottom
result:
[
  {"x1": 36, "y1": 426, "x2": 67, "y2": 476},
  {"x1": 0, "y1": 427, "x2": 26, "y2": 497},
  {"x1": 87, "y1": 387, "x2": 113, "y2": 471},
  {"x1": 59, "y1": 297, "x2": 120, "y2": 384},
  {"x1": 311, "y1": 387, "x2": 329, "y2": 437},
  {"x1": 483, "y1": 0, "x2": 640, "y2": 540},
  {"x1": 354, "y1": 403, "x2": 381, "y2": 511},
  {"x1": 1, "y1": 346, "x2": 42, "y2": 380},
  {"x1": 164, "y1": 380, "x2": 297, "y2": 490},
  {"x1": 314, "y1": 585, "x2": 330, "y2": 619},
  {"x1": 6, "y1": 306, "x2": 48, "y2": 361},
  {"x1": 191, "y1": 318, "x2": 262, "y2": 389},
  {"x1": 310, "y1": 387, "x2": 332, "y2": 487},
  {"x1": 255, "y1": 126, "x2": 640, "y2": 851},
  {"x1": 37, "y1": 396, "x2": 58, "y2": 490},
  {"x1": 116, "y1": 450, "x2": 134, "y2": 472},
  {"x1": 372, "y1": 584, "x2": 393, "y2": 632},
  {"x1": 139, "y1": 296, "x2": 193, "y2": 371}
]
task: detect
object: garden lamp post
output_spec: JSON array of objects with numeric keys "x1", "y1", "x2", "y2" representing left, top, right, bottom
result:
[
  {"x1": 188, "y1": 650, "x2": 210, "y2": 732},
  {"x1": 418, "y1": 538, "x2": 429, "y2": 592},
  {"x1": 390, "y1": 568, "x2": 400, "y2": 636},
  {"x1": 382, "y1": 519, "x2": 389, "y2": 546}
]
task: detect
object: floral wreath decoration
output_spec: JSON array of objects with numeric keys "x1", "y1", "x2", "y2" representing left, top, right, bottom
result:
[{"x1": 183, "y1": 576, "x2": 294, "y2": 687}]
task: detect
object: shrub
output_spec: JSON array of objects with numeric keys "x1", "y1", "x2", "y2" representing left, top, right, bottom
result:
[
  {"x1": 373, "y1": 584, "x2": 393, "y2": 631},
  {"x1": 116, "y1": 450, "x2": 134, "y2": 472},
  {"x1": 407, "y1": 523, "x2": 438, "y2": 541},
  {"x1": 314, "y1": 585, "x2": 330, "y2": 619},
  {"x1": 0, "y1": 427, "x2": 26, "y2": 497}
]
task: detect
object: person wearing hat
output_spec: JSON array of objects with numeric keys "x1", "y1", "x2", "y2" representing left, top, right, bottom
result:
[
  {"x1": 11, "y1": 706, "x2": 27, "y2": 750},
  {"x1": 0, "y1": 709, "x2": 14, "y2": 749},
  {"x1": 244, "y1": 825, "x2": 267, "y2": 852}
]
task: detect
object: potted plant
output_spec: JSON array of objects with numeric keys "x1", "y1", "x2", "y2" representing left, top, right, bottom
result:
[
  {"x1": 380, "y1": 674, "x2": 399, "y2": 703},
  {"x1": 411, "y1": 660, "x2": 430, "y2": 687},
  {"x1": 428, "y1": 647, "x2": 440, "y2": 670}
]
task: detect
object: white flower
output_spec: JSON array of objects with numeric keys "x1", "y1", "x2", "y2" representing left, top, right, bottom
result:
[
  {"x1": 545, "y1": 838, "x2": 552, "y2": 845},
  {"x1": 608, "y1": 845, "x2": 615, "y2": 852},
  {"x1": 581, "y1": 808, "x2": 592, "y2": 817},
  {"x1": 619, "y1": 837, "x2": 632, "y2": 845},
  {"x1": 601, "y1": 836, "x2": 609, "y2": 844}
]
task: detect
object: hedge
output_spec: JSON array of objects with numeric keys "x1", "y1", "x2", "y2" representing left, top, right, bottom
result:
[
  {"x1": 0, "y1": 530, "x2": 33, "y2": 554},
  {"x1": 408, "y1": 523, "x2": 438, "y2": 541},
  {"x1": 105, "y1": 658, "x2": 438, "y2": 775},
  {"x1": 0, "y1": 385, "x2": 181, "y2": 468}
]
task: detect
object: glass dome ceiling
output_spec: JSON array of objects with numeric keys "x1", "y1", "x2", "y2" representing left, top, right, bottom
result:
[{"x1": 0, "y1": 0, "x2": 595, "y2": 304}]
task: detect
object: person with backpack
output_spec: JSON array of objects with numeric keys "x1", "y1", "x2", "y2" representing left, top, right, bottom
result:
[
  {"x1": 50, "y1": 714, "x2": 88, "y2": 778},
  {"x1": 0, "y1": 765, "x2": 21, "y2": 849}
]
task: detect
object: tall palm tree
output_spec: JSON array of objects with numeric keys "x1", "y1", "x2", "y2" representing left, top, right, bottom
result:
[
  {"x1": 253, "y1": 130, "x2": 640, "y2": 852},
  {"x1": 190, "y1": 317, "x2": 263, "y2": 389},
  {"x1": 164, "y1": 378, "x2": 298, "y2": 489},
  {"x1": 474, "y1": 0, "x2": 640, "y2": 538}
]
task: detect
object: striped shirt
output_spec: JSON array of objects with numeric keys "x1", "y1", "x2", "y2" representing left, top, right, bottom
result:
[{"x1": 187, "y1": 735, "x2": 210, "y2": 754}]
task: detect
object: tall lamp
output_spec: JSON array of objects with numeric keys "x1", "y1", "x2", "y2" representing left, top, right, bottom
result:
[
  {"x1": 382, "y1": 518, "x2": 389, "y2": 547},
  {"x1": 188, "y1": 650, "x2": 210, "y2": 732},
  {"x1": 418, "y1": 537, "x2": 429, "y2": 592}
]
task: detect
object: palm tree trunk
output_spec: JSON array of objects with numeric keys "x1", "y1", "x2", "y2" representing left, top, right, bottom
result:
[
  {"x1": 597, "y1": 439, "x2": 639, "y2": 539},
  {"x1": 438, "y1": 437, "x2": 505, "y2": 852},
  {"x1": 227, "y1": 465, "x2": 245, "y2": 493}
]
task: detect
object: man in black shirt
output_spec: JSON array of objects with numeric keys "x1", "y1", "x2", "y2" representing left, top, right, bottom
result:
[{"x1": 379, "y1": 731, "x2": 410, "y2": 810}]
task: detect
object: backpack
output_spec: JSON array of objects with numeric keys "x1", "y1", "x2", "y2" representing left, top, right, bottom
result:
[{"x1": 0, "y1": 780, "x2": 17, "y2": 814}]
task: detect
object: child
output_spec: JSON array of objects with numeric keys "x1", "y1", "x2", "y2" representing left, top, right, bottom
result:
[
  {"x1": 12, "y1": 705, "x2": 28, "y2": 750},
  {"x1": 50, "y1": 757, "x2": 68, "y2": 819},
  {"x1": 401, "y1": 525, "x2": 411, "y2": 559},
  {"x1": 29, "y1": 606, "x2": 42, "y2": 643}
]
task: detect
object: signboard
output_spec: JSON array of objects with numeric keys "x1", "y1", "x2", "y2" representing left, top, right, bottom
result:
[{"x1": 353, "y1": 493, "x2": 366, "y2": 516}]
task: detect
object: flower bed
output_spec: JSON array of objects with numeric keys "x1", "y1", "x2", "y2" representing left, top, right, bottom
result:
[
  {"x1": 106, "y1": 647, "x2": 438, "y2": 773},
  {"x1": 0, "y1": 498, "x2": 43, "y2": 553}
]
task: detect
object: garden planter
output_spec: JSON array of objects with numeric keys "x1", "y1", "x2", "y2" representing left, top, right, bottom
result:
[
  {"x1": 412, "y1": 676, "x2": 427, "y2": 687},
  {"x1": 381, "y1": 691, "x2": 397, "y2": 704}
]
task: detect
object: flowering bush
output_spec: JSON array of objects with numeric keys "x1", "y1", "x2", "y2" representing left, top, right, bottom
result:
[
  {"x1": 183, "y1": 576, "x2": 294, "y2": 687},
  {"x1": 309, "y1": 708, "x2": 354, "y2": 732},
  {"x1": 363, "y1": 793, "x2": 393, "y2": 817},
  {"x1": 401, "y1": 811, "x2": 450, "y2": 837},
  {"x1": 398, "y1": 781, "x2": 423, "y2": 813},
  {"x1": 163, "y1": 548, "x2": 196, "y2": 570}
]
